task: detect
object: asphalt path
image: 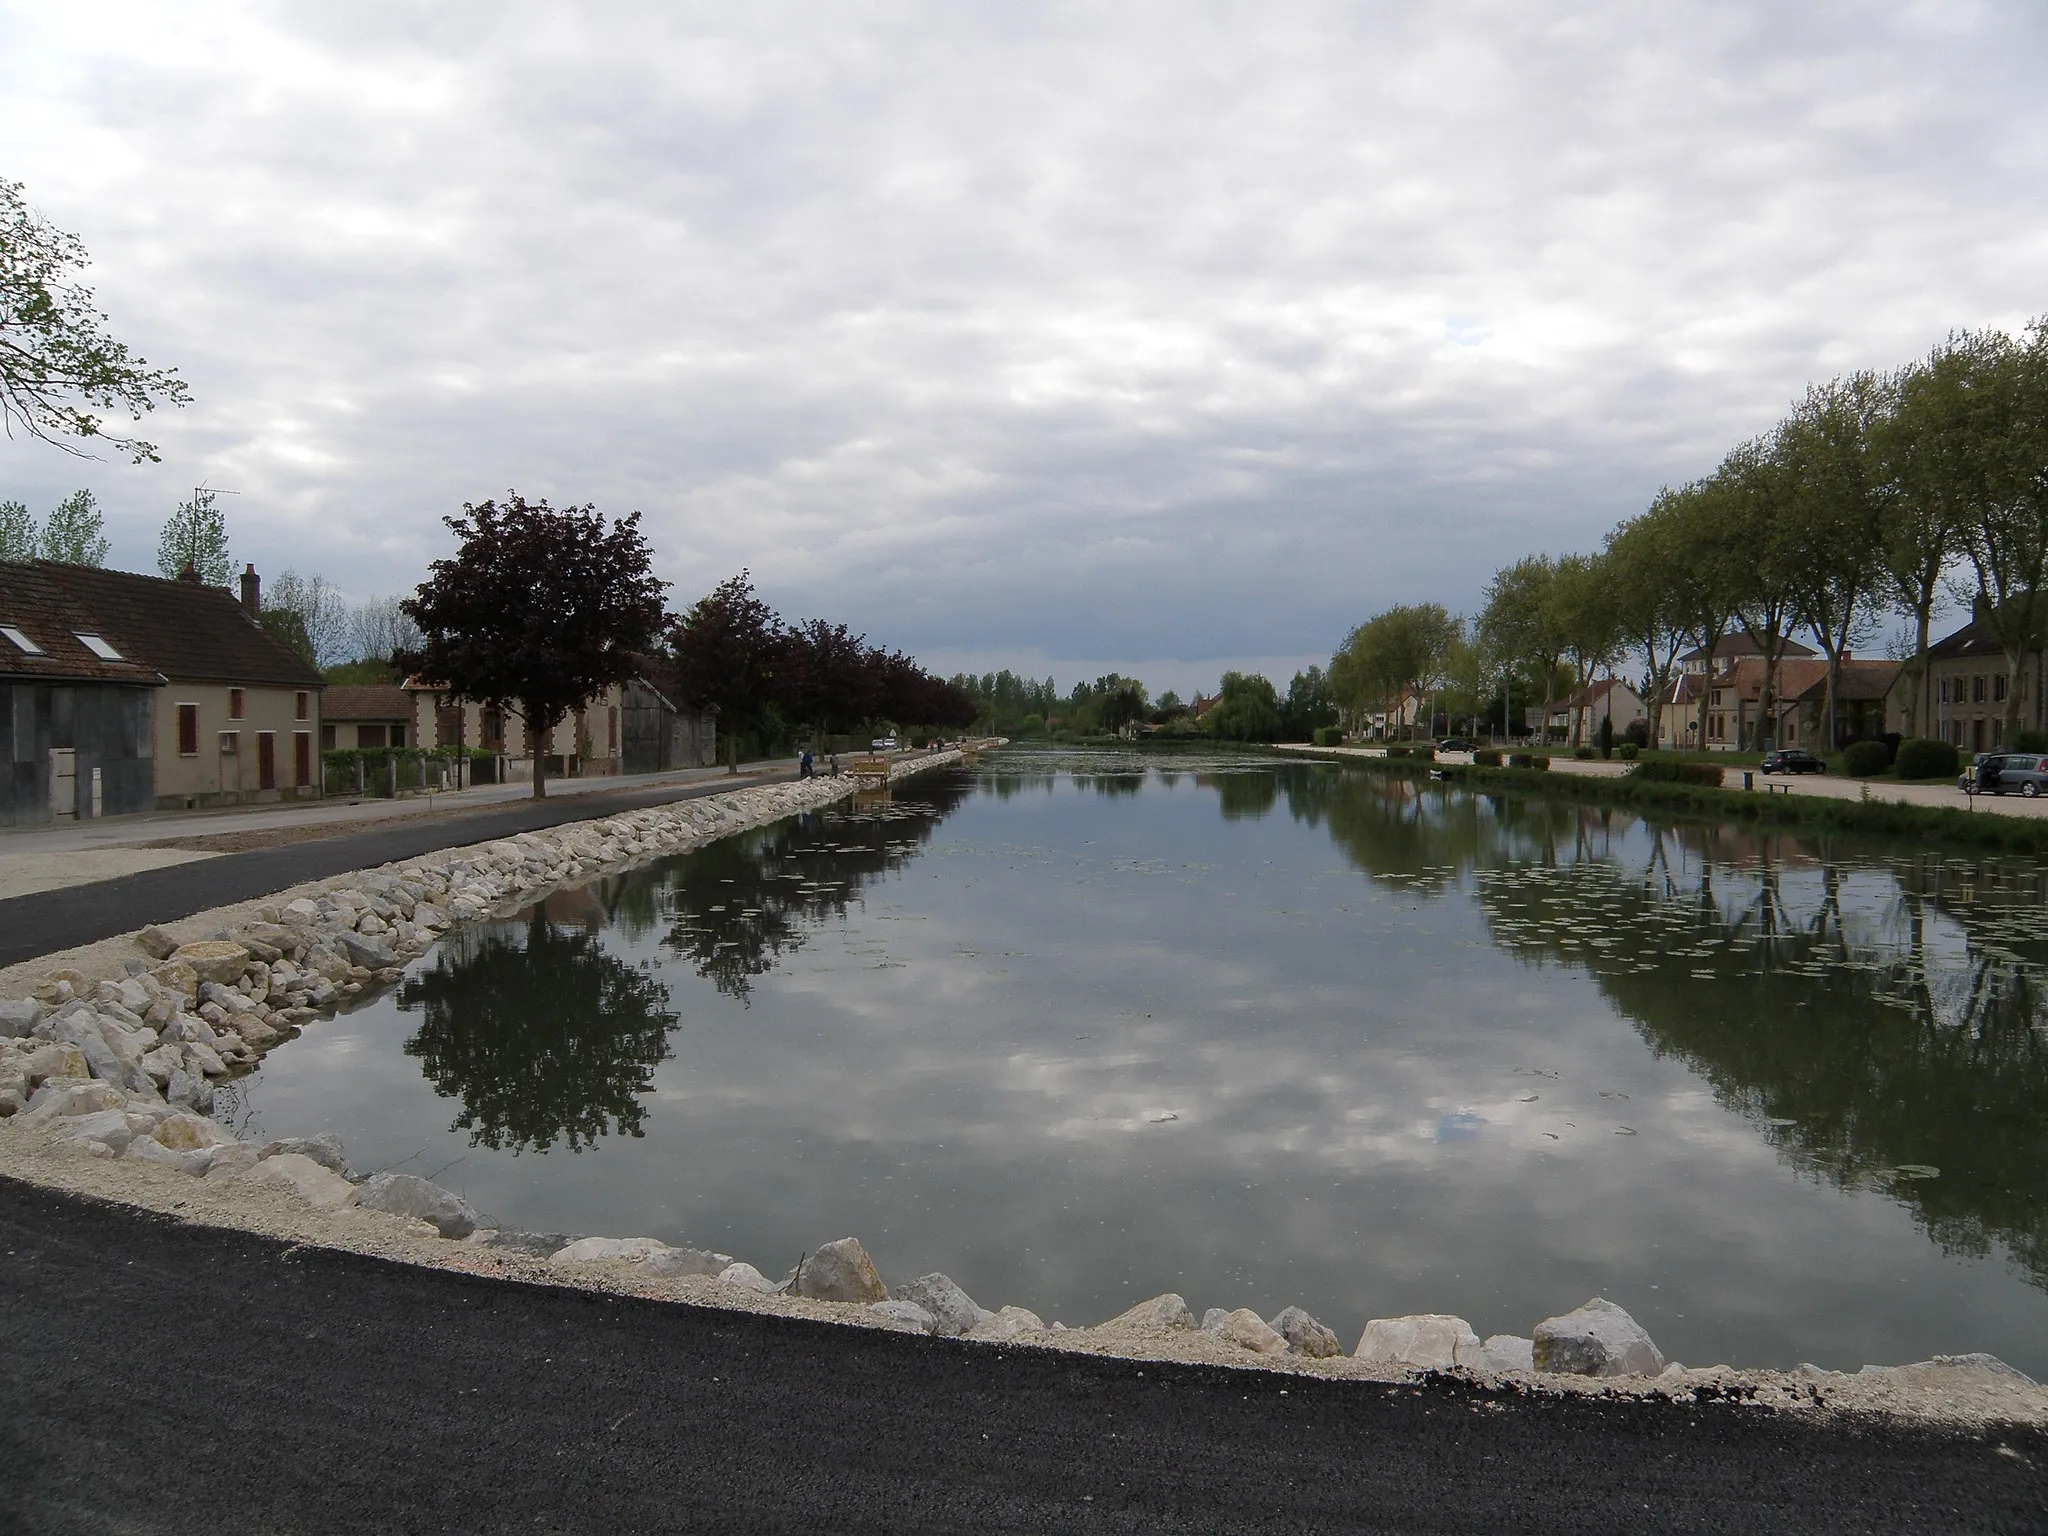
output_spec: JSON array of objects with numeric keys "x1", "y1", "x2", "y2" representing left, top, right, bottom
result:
[
  {"x1": 3, "y1": 1179, "x2": 2043, "y2": 1535},
  {"x1": 0, "y1": 767, "x2": 800, "y2": 968}
]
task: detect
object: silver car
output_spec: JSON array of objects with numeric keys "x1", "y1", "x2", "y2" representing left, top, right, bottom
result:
[{"x1": 1960, "y1": 752, "x2": 2048, "y2": 797}]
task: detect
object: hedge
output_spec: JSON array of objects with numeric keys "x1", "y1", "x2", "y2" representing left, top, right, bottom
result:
[
  {"x1": 1312, "y1": 725, "x2": 1344, "y2": 747},
  {"x1": 1507, "y1": 753, "x2": 1550, "y2": 771},
  {"x1": 1628, "y1": 759, "x2": 1723, "y2": 787},
  {"x1": 1617, "y1": 742, "x2": 1639, "y2": 761},
  {"x1": 1843, "y1": 739, "x2": 1891, "y2": 778},
  {"x1": 1472, "y1": 749, "x2": 1503, "y2": 766},
  {"x1": 1894, "y1": 737, "x2": 1960, "y2": 781}
]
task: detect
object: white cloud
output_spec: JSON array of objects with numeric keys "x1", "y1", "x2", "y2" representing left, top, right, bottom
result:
[{"x1": 2, "y1": 0, "x2": 2043, "y2": 680}]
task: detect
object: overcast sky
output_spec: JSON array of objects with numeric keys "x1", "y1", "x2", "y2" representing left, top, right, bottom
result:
[{"x1": 3, "y1": 2, "x2": 2044, "y2": 694}]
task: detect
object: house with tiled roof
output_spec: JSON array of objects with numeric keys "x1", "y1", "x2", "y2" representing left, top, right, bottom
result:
[
  {"x1": 0, "y1": 559, "x2": 324, "y2": 819},
  {"x1": 321, "y1": 684, "x2": 415, "y2": 750},
  {"x1": 1888, "y1": 619, "x2": 2047, "y2": 754}
]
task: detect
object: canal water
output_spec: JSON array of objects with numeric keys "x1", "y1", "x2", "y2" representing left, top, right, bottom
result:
[{"x1": 217, "y1": 748, "x2": 2048, "y2": 1374}]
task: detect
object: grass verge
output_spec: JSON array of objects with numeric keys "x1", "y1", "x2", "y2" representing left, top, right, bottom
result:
[{"x1": 1287, "y1": 748, "x2": 2048, "y2": 856}]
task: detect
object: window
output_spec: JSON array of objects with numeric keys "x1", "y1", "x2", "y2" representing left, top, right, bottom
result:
[
  {"x1": 1939, "y1": 678, "x2": 1949, "y2": 704},
  {"x1": 294, "y1": 691, "x2": 309, "y2": 721},
  {"x1": 0, "y1": 625, "x2": 42, "y2": 655},
  {"x1": 1973, "y1": 675, "x2": 1986, "y2": 704},
  {"x1": 357, "y1": 723, "x2": 387, "y2": 749},
  {"x1": 1995, "y1": 674, "x2": 2008, "y2": 703},
  {"x1": 229, "y1": 688, "x2": 245, "y2": 719},
  {"x1": 74, "y1": 633, "x2": 122, "y2": 660},
  {"x1": 177, "y1": 704, "x2": 199, "y2": 756},
  {"x1": 218, "y1": 730, "x2": 239, "y2": 755}
]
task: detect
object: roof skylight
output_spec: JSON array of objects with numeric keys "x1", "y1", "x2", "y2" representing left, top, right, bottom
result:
[
  {"x1": 1, "y1": 625, "x2": 44, "y2": 655},
  {"x1": 74, "y1": 632, "x2": 123, "y2": 660}
]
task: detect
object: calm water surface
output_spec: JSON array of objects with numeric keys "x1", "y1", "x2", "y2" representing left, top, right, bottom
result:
[{"x1": 220, "y1": 749, "x2": 2048, "y2": 1373}]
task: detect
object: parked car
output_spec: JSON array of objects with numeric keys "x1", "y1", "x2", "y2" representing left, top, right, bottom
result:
[
  {"x1": 1759, "y1": 749, "x2": 1825, "y2": 775},
  {"x1": 871, "y1": 736, "x2": 899, "y2": 751},
  {"x1": 1960, "y1": 752, "x2": 2048, "y2": 797},
  {"x1": 1436, "y1": 737, "x2": 1478, "y2": 752}
]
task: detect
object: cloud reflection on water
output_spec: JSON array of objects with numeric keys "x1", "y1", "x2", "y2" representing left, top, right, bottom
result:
[{"x1": 221, "y1": 750, "x2": 2048, "y2": 1374}]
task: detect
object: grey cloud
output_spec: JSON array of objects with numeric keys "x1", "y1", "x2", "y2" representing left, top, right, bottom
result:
[{"x1": 1, "y1": 1, "x2": 2043, "y2": 678}]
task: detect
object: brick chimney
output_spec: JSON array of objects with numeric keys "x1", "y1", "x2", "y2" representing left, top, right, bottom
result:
[{"x1": 240, "y1": 563, "x2": 261, "y2": 619}]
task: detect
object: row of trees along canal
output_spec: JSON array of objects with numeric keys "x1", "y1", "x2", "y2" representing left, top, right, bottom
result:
[
  {"x1": 397, "y1": 494, "x2": 975, "y2": 798},
  {"x1": 1332, "y1": 319, "x2": 2048, "y2": 754}
]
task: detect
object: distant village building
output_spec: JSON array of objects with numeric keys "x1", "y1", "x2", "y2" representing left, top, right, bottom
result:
[
  {"x1": 1889, "y1": 620, "x2": 2047, "y2": 753},
  {"x1": 0, "y1": 559, "x2": 325, "y2": 822},
  {"x1": 400, "y1": 676, "x2": 717, "y2": 780},
  {"x1": 1656, "y1": 632, "x2": 1898, "y2": 751}
]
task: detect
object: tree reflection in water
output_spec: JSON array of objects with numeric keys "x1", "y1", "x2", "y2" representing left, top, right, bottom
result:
[
  {"x1": 398, "y1": 913, "x2": 678, "y2": 1153},
  {"x1": 1281, "y1": 765, "x2": 2048, "y2": 1292}
]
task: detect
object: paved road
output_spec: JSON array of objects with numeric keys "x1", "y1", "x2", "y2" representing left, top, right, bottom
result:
[
  {"x1": 3, "y1": 1179, "x2": 2041, "y2": 1535},
  {"x1": 0, "y1": 766, "x2": 800, "y2": 968}
]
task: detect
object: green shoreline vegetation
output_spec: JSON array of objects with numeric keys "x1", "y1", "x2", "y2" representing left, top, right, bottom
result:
[{"x1": 1272, "y1": 743, "x2": 2048, "y2": 856}]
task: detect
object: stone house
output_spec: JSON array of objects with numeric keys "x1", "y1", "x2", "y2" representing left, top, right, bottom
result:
[
  {"x1": 321, "y1": 685, "x2": 416, "y2": 750},
  {"x1": 400, "y1": 677, "x2": 716, "y2": 780},
  {"x1": 0, "y1": 560, "x2": 159, "y2": 824},
  {"x1": 1888, "y1": 620, "x2": 2048, "y2": 753},
  {"x1": 0, "y1": 559, "x2": 324, "y2": 815}
]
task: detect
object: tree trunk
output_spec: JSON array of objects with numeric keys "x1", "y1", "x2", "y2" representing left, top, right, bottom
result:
[
  {"x1": 1913, "y1": 604, "x2": 1934, "y2": 739},
  {"x1": 530, "y1": 707, "x2": 553, "y2": 800}
]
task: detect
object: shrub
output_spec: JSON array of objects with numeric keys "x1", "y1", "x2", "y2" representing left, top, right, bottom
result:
[
  {"x1": 1894, "y1": 737, "x2": 1960, "y2": 780},
  {"x1": 1573, "y1": 746, "x2": 1595, "y2": 760},
  {"x1": 1312, "y1": 725, "x2": 1344, "y2": 747},
  {"x1": 1842, "y1": 739, "x2": 1891, "y2": 778},
  {"x1": 1622, "y1": 719, "x2": 1650, "y2": 748},
  {"x1": 1411, "y1": 745, "x2": 1436, "y2": 762},
  {"x1": 1617, "y1": 742, "x2": 1639, "y2": 761},
  {"x1": 1629, "y1": 759, "x2": 1723, "y2": 787},
  {"x1": 2014, "y1": 729, "x2": 2048, "y2": 754},
  {"x1": 1507, "y1": 753, "x2": 1550, "y2": 771},
  {"x1": 1385, "y1": 745, "x2": 1410, "y2": 759},
  {"x1": 1473, "y1": 749, "x2": 1503, "y2": 766}
]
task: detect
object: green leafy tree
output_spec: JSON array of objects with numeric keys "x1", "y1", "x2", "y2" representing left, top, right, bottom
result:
[
  {"x1": 1279, "y1": 666, "x2": 1338, "y2": 741},
  {"x1": 0, "y1": 178, "x2": 190, "y2": 462},
  {"x1": 1777, "y1": 372, "x2": 1890, "y2": 749},
  {"x1": 1718, "y1": 436, "x2": 1808, "y2": 750},
  {"x1": 0, "y1": 498, "x2": 34, "y2": 561},
  {"x1": 1934, "y1": 325, "x2": 2048, "y2": 739},
  {"x1": 1664, "y1": 477, "x2": 1746, "y2": 753},
  {"x1": 1549, "y1": 552, "x2": 1620, "y2": 747},
  {"x1": 400, "y1": 493, "x2": 668, "y2": 799},
  {"x1": 1477, "y1": 558, "x2": 1565, "y2": 743},
  {"x1": 156, "y1": 486, "x2": 230, "y2": 585},
  {"x1": 1604, "y1": 495, "x2": 1690, "y2": 751},
  {"x1": 663, "y1": 571, "x2": 783, "y2": 773},
  {"x1": 1203, "y1": 670, "x2": 1283, "y2": 741},
  {"x1": 39, "y1": 487, "x2": 107, "y2": 565},
  {"x1": 1875, "y1": 354, "x2": 1967, "y2": 739}
]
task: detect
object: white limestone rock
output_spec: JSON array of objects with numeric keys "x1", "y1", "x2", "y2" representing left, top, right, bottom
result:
[
  {"x1": 965, "y1": 1306, "x2": 1046, "y2": 1343},
  {"x1": 355, "y1": 1172, "x2": 481, "y2": 1238},
  {"x1": 125, "y1": 1137, "x2": 213, "y2": 1176},
  {"x1": 1271, "y1": 1306, "x2": 1342, "y2": 1359},
  {"x1": 718, "y1": 1262, "x2": 780, "y2": 1295},
  {"x1": 550, "y1": 1236, "x2": 672, "y2": 1265},
  {"x1": 258, "y1": 1134, "x2": 355, "y2": 1181},
  {"x1": 1207, "y1": 1307, "x2": 1288, "y2": 1356},
  {"x1": 239, "y1": 1152, "x2": 360, "y2": 1211},
  {"x1": 170, "y1": 942, "x2": 252, "y2": 987},
  {"x1": 0, "y1": 998, "x2": 45, "y2": 1038},
  {"x1": 869, "y1": 1300, "x2": 938, "y2": 1333},
  {"x1": 642, "y1": 1246, "x2": 735, "y2": 1278},
  {"x1": 1480, "y1": 1334, "x2": 1536, "y2": 1373},
  {"x1": 1532, "y1": 1298, "x2": 1665, "y2": 1378},
  {"x1": 894, "y1": 1273, "x2": 995, "y2": 1338},
  {"x1": 1105, "y1": 1293, "x2": 1197, "y2": 1333},
  {"x1": 1354, "y1": 1314, "x2": 1485, "y2": 1372},
  {"x1": 19, "y1": 1078, "x2": 125, "y2": 1127},
  {"x1": 790, "y1": 1237, "x2": 888, "y2": 1304}
]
